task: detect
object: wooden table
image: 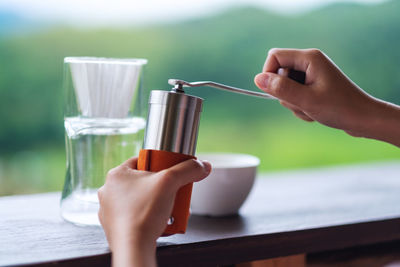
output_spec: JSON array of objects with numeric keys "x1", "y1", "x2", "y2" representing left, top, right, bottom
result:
[{"x1": 1, "y1": 161, "x2": 400, "y2": 267}]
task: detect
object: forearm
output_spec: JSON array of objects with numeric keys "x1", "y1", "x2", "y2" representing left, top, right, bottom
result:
[
  {"x1": 368, "y1": 98, "x2": 400, "y2": 147},
  {"x1": 111, "y1": 235, "x2": 157, "y2": 267},
  {"x1": 351, "y1": 97, "x2": 400, "y2": 147}
]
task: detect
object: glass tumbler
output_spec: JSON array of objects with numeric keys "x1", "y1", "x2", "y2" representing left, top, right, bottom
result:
[{"x1": 61, "y1": 57, "x2": 147, "y2": 226}]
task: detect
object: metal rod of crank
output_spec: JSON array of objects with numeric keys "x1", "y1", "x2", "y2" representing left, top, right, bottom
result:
[{"x1": 171, "y1": 80, "x2": 277, "y2": 100}]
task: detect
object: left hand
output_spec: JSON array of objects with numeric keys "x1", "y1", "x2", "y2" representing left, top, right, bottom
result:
[{"x1": 98, "y1": 157, "x2": 211, "y2": 267}]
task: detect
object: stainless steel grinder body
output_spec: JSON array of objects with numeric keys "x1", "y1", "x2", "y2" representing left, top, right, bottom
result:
[
  {"x1": 143, "y1": 90, "x2": 203, "y2": 156},
  {"x1": 138, "y1": 90, "x2": 203, "y2": 235}
]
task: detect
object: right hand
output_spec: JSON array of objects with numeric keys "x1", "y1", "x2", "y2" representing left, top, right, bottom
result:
[{"x1": 254, "y1": 48, "x2": 400, "y2": 147}]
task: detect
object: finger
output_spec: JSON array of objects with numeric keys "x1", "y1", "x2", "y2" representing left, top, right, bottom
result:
[
  {"x1": 120, "y1": 157, "x2": 138, "y2": 170},
  {"x1": 160, "y1": 159, "x2": 212, "y2": 190},
  {"x1": 97, "y1": 186, "x2": 104, "y2": 203},
  {"x1": 292, "y1": 110, "x2": 315, "y2": 122},
  {"x1": 255, "y1": 72, "x2": 311, "y2": 109},
  {"x1": 98, "y1": 206, "x2": 104, "y2": 226},
  {"x1": 280, "y1": 100, "x2": 301, "y2": 112},
  {"x1": 280, "y1": 100, "x2": 314, "y2": 121},
  {"x1": 280, "y1": 101, "x2": 314, "y2": 121},
  {"x1": 263, "y1": 48, "x2": 313, "y2": 74}
]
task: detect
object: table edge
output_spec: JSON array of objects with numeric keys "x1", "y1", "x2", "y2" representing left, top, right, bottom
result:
[{"x1": 8, "y1": 217, "x2": 400, "y2": 267}]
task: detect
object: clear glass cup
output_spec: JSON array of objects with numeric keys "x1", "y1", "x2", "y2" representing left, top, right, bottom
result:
[{"x1": 61, "y1": 57, "x2": 147, "y2": 226}]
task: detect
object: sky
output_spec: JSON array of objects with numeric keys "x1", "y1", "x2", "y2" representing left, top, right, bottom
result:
[{"x1": 0, "y1": 0, "x2": 388, "y2": 26}]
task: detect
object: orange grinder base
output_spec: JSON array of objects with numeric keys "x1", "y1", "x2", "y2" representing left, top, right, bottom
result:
[{"x1": 137, "y1": 149, "x2": 196, "y2": 236}]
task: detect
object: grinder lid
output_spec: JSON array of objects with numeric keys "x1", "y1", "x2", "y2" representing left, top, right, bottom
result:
[{"x1": 149, "y1": 90, "x2": 203, "y2": 113}]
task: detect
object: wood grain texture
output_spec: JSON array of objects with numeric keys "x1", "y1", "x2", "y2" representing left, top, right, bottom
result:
[{"x1": 1, "y1": 161, "x2": 400, "y2": 266}]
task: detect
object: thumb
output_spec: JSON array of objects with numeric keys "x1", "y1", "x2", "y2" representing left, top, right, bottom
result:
[
  {"x1": 159, "y1": 159, "x2": 212, "y2": 190},
  {"x1": 255, "y1": 72, "x2": 310, "y2": 108}
]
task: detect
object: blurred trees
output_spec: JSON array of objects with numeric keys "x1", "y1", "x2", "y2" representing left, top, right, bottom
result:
[{"x1": 0, "y1": 1, "x2": 399, "y2": 152}]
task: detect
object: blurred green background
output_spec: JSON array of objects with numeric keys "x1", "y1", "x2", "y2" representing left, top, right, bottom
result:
[{"x1": 1, "y1": 1, "x2": 399, "y2": 196}]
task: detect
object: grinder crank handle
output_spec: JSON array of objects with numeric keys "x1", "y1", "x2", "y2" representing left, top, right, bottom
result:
[{"x1": 168, "y1": 68, "x2": 306, "y2": 100}]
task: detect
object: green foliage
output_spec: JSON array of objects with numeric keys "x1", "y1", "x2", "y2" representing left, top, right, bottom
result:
[
  {"x1": 198, "y1": 116, "x2": 400, "y2": 170},
  {"x1": 0, "y1": 1, "x2": 400, "y2": 195}
]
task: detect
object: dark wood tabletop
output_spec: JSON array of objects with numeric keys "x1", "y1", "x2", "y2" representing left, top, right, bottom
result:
[{"x1": 1, "y1": 161, "x2": 400, "y2": 267}]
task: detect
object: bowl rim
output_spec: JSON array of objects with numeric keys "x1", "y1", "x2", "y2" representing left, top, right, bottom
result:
[{"x1": 196, "y1": 152, "x2": 260, "y2": 169}]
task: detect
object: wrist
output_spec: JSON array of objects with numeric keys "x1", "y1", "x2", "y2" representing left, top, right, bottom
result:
[
  {"x1": 111, "y1": 228, "x2": 157, "y2": 267},
  {"x1": 357, "y1": 97, "x2": 400, "y2": 147}
]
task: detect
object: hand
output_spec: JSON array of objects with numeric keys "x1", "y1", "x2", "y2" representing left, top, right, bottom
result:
[
  {"x1": 98, "y1": 157, "x2": 211, "y2": 267},
  {"x1": 254, "y1": 48, "x2": 400, "y2": 147}
]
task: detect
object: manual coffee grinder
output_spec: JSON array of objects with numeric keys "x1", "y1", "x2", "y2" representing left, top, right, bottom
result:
[
  {"x1": 137, "y1": 83, "x2": 202, "y2": 235},
  {"x1": 138, "y1": 71, "x2": 305, "y2": 235}
]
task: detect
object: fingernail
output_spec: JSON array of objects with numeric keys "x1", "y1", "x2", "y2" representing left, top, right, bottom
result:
[
  {"x1": 255, "y1": 73, "x2": 269, "y2": 89},
  {"x1": 201, "y1": 160, "x2": 212, "y2": 174}
]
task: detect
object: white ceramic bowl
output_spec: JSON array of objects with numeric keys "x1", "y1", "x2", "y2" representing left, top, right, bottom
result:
[{"x1": 191, "y1": 153, "x2": 260, "y2": 216}]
